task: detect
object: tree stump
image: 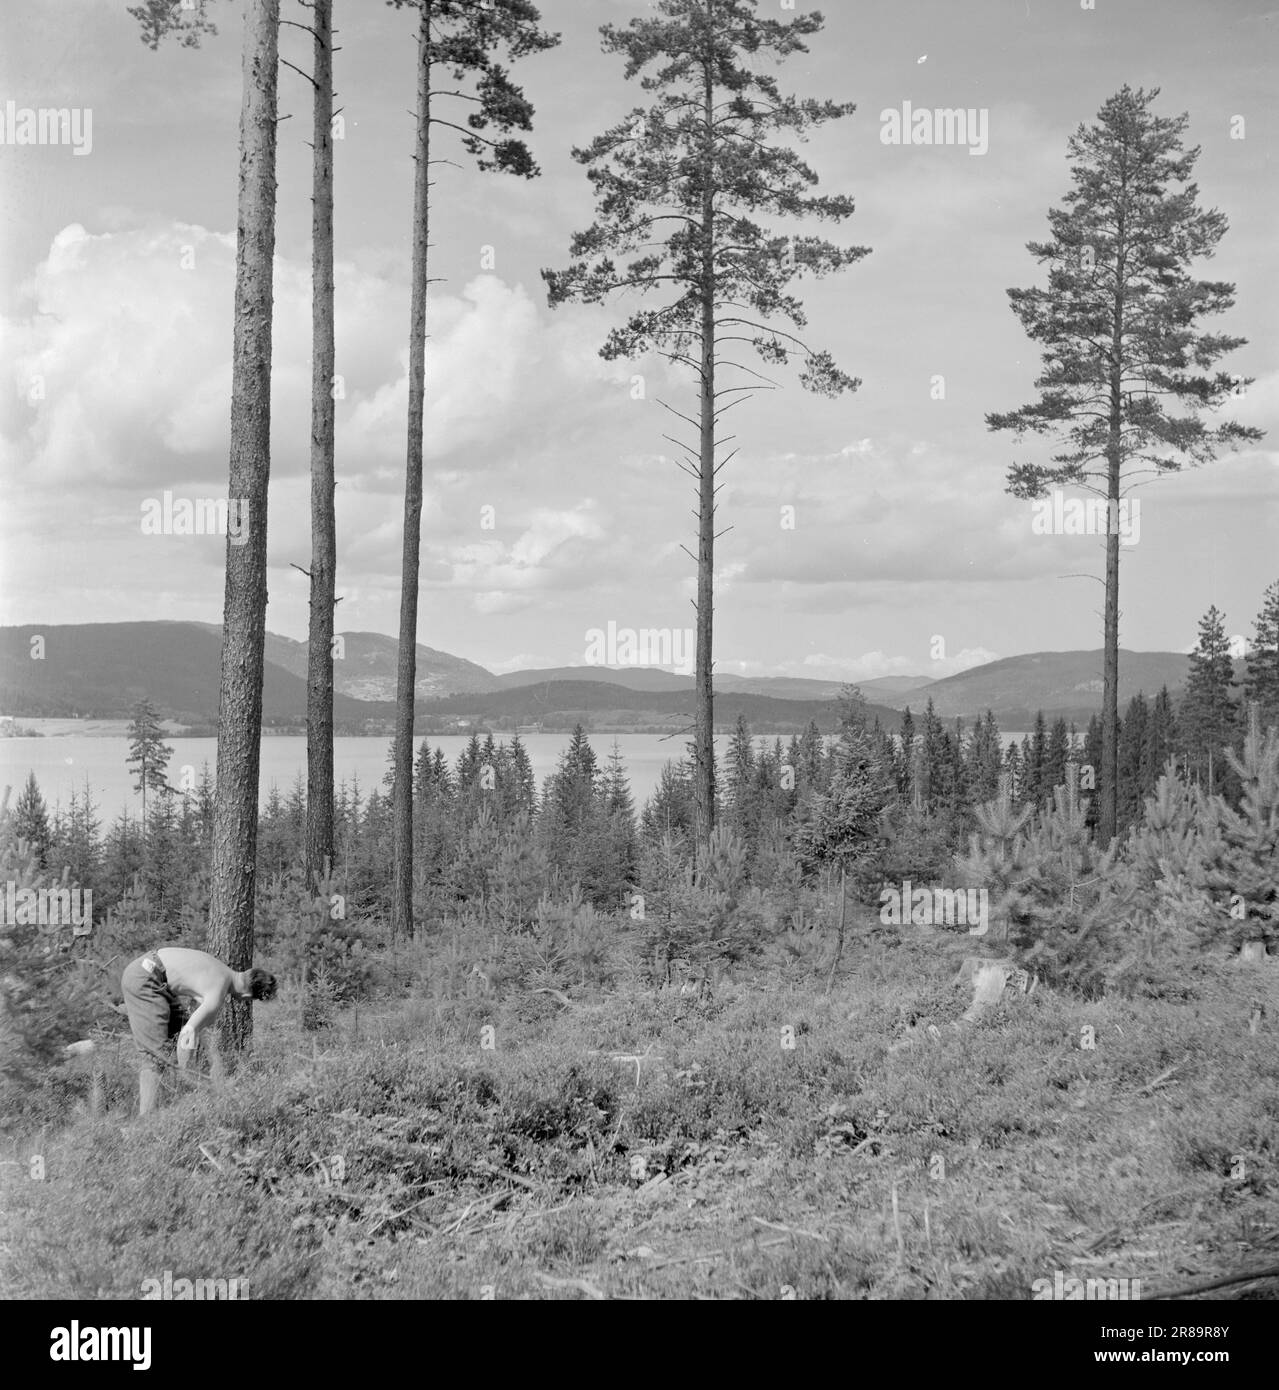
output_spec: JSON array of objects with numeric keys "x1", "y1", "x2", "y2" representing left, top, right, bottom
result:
[{"x1": 952, "y1": 956, "x2": 1033, "y2": 1024}]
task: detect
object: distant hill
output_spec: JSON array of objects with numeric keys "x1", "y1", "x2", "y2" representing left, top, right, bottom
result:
[
  {"x1": 496, "y1": 666, "x2": 691, "y2": 693},
  {"x1": 0, "y1": 622, "x2": 391, "y2": 727},
  {"x1": 0, "y1": 624, "x2": 900, "y2": 733},
  {"x1": 1, "y1": 624, "x2": 1216, "y2": 733},
  {"x1": 262, "y1": 628, "x2": 499, "y2": 700},
  {"x1": 876, "y1": 650, "x2": 1199, "y2": 724},
  {"x1": 495, "y1": 666, "x2": 928, "y2": 702},
  {"x1": 856, "y1": 675, "x2": 936, "y2": 698},
  {"x1": 421, "y1": 679, "x2": 903, "y2": 733}
]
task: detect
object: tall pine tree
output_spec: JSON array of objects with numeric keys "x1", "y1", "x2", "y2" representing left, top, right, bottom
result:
[
  {"x1": 544, "y1": 0, "x2": 867, "y2": 844},
  {"x1": 988, "y1": 86, "x2": 1263, "y2": 845}
]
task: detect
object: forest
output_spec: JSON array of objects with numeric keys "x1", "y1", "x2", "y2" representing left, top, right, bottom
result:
[{"x1": 2, "y1": 0, "x2": 1276, "y2": 1310}]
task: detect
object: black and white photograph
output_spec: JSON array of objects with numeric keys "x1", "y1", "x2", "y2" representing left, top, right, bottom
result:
[{"x1": 1, "y1": 0, "x2": 1277, "y2": 1334}]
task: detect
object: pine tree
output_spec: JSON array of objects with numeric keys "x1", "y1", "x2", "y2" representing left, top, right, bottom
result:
[
  {"x1": 954, "y1": 773, "x2": 1034, "y2": 941},
  {"x1": 389, "y1": 0, "x2": 559, "y2": 942},
  {"x1": 1201, "y1": 708, "x2": 1279, "y2": 952},
  {"x1": 988, "y1": 86, "x2": 1263, "y2": 844},
  {"x1": 961, "y1": 768, "x2": 1129, "y2": 993},
  {"x1": 545, "y1": 0, "x2": 867, "y2": 843}
]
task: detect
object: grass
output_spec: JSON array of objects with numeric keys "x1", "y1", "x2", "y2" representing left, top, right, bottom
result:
[{"x1": 3, "y1": 923, "x2": 1278, "y2": 1300}]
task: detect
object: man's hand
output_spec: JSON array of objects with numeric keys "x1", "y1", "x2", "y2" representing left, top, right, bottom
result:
[{"x1": 177, "y1": 1023, "x2": 196, "y2": 1053}]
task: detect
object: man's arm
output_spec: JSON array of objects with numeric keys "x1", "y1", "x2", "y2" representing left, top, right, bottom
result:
[{"x1": 177, "y1": 981, "x2": 230, "y2": 1053}]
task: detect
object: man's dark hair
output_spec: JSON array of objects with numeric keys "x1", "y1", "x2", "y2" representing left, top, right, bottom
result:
[{"x1": 248, "y1": 968, "x2": 278, "y2": 1002}]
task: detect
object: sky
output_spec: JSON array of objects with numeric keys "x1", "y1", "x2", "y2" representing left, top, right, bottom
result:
[{"x1": 1, "y1": 0, "x2": 1275, "y2": 684}]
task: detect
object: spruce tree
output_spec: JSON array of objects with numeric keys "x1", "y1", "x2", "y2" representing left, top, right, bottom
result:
[
  {"x1": 1046, "y1": 717, "x2": 1070, "y2": 800},
  {"x1": 1244, "y1": 580, "x2": 1279, "y2": 732},
  {"x1": 1117, "y1": 692, "x2": 1149, "y2": 830},
  {"x1": 1180, "y1": 605, "x2": 1238, "y2": 796},
  {"x1": 1028, "y1": 711, "x2": 1049, "y2": 806},
  {"x1": 1143, "y1": 687, "x2": 1178, "y2": 798},
  {"x1": 723, "y1": 714, "x2": 755, "y2": 833},
  {"x1": 126, "y1": 698, "x2": 173, "y2": 828},
  {"x1": 899, "y1": 706, "x2": 917, "y2": 802},
  {"x1": 12, "y1": 773, "x2": 51, "y2": 866}
]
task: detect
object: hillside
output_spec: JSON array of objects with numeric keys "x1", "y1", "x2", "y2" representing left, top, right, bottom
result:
[
  {"x1": 262, "y1": 628, "x2": 499, "y2": 700},
  {"x1": 1, "y1": 624, "x2": 1221, "y2": 732},
  {"x1": 0, "y1": 623, "x2": 389, "y2": 728},
  {"x1": 871, "y1": 650, "x2": 1201, "y2": 724},
  {"x1": 0, "y1": 624, "x2": 900, "y2": 734},
  {"x1": 420, "y1": 679, "x2": 901, "y2": 733},
  {"x1": 496, "y1": 667, "x2": 933, "y2": 702}
]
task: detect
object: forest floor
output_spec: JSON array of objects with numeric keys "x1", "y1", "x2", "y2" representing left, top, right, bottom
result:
[{"x1": 4, "y1": 925, "x2": 1279, "y2": 1300}]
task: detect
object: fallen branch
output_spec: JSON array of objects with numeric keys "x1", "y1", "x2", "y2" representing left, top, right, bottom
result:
[
  {"x1": 1085, "y1": 1187, "x2": 1200, "y2": 1254},
  {"x1": 475, "y1": 1160, "x2": 541, "y2": 1192},
  {"x1": 365, "y1": 1190, "x2": 439, "y2": 1238},
  {"x1": 1146, "y1": 1263, "x2": 1279, "y2": 1300},
  {"x1": 1136, "y1": 1058, "x2": 1187, "y2": 1097},
  {"x1": 440, "y1": 1188, "x2": 511, "y2": 1236}
]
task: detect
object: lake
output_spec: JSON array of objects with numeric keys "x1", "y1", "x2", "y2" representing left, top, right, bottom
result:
[
  {"x1": 0, "y1": 723, "x2": 1033, "y2": 820},
  {"x1": 3, "y1": 728, "x2": 729, "y2": 819}
]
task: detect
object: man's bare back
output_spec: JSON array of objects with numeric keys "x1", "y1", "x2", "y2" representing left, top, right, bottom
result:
[{"x1": 121, "y1": 947, "x2": 277, "y2": 1115}]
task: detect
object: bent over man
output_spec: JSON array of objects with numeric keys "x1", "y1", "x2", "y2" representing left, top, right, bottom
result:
[{"x1": 121, "y1": 946, "x2": 277, "y2": 1116}]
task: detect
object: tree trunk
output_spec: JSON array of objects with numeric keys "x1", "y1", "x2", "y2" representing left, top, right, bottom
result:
[
  {"x1": 392, "y1": 2, "x2": 431, "y2": 942},
  {"x1": 209, "y1": 0, "x2": 280, "y2": 1055},
  {"x1": 826, "y1": 864, "x2": 847, "y2": 994},
  {"x1": 693, "y1": 30, "x2": 716, "y2": 846},
  {"x1": 1100, "y1": 206, "x2": 1126, "y2": 847},
  {"x1": 305, "y1": 0, "x2": 336, "y2": 891}
]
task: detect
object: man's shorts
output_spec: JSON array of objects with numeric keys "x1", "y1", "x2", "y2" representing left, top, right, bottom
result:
[{"x1": 121, "y1": 951, "x2": 182, "y2": 1069}]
